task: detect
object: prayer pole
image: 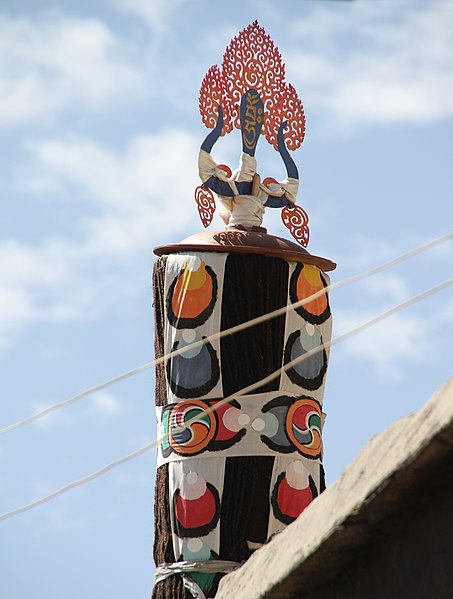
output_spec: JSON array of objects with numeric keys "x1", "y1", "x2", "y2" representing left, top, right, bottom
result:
[{"x1": 152, "y1": 21, "x2": 336, "y2": 599}]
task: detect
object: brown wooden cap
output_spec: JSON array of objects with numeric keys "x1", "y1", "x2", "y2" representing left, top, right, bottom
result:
[{"x1": 154, "y1": 227, "x2": 336, "y2": 272}]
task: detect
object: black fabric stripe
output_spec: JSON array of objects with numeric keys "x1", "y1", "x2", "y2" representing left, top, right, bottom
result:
[
  {"x1": 219, "y1": 253, "x2": 289, "y2": 396},
  {"x1": 219, "y1": 253, "x2": 289, "y2": 561},
  {"x1": 152, "y1": 252, "x2": 290, "y2": 597}
]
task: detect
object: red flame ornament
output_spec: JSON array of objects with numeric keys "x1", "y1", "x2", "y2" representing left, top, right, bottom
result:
[
  {"x1": 194, "y1": 185, "x2": 216, "y2": 228},
  {"x1": 196, "y1": 21, "x2": 311, "y2": 247}
]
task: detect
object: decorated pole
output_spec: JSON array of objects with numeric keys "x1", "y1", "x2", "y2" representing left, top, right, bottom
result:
[{"x1": 152, "y1": 21, "x2": 336, "y2": 599}]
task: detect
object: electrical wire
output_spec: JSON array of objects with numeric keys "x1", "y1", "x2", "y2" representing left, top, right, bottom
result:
[
  {"x1": 165, "y1": 277, "x2": 453, "y2": 444},
  {"x1": 0, "y1": 442, "x2": 155, "y2": 522},
  {"x1": 1, "y1": 277, "x2": 451, "y2": 522},
  {"x1": 0, "y1": 231, "x2": 451, "y2": 437}
]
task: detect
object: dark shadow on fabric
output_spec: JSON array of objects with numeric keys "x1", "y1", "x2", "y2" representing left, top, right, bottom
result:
[{"x1": 220, "y1": 254, "x2": 289, "y2": 561}]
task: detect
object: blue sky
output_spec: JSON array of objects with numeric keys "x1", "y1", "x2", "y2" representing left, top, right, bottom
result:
[{"x1": 1, "y1": 1, "x2": 452, "y2": 597}]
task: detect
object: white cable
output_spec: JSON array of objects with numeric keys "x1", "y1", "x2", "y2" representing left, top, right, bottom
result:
[
  {"x1": 0, "y1": 442, "x2": 155, "y2": 522},
  {"x1": 1, "y1": 277, "x2": 451, "y2": 522},
  {"x1": 176, "y1": 277, "x2": 453, "y2": 437},
  {"x1": 0, "y1": 231, "x2": 451, "y2": 436},
  {"x1": 0, "y1": 363, "x2": 153, "y2": 435}
]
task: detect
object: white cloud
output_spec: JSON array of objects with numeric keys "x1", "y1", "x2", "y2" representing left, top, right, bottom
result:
[
  {"x1": 113, "y1": 0, "x2": 186, "y2": 34},
  {"x1": 336, "y1": 308, "x2": 429, "y2": 379},
  {"x1": 0, "y1": 287, "x2": 36, "y2": 353},
  {"x1": 89, "y1": 392, "x2": 124, "y2": 419},
  {"x1": 24, "y1": 131, "x2": 196, "y2": 214},
  {"x1": 0, "y1": 13, "x2": 145, "y2": 128},
  {"x1": 30, "y1": 399, "x2": 73, "y2": 430},
  {"x1": 333, "y1": 268, "x2": 453, "y2": 378},
  {"x1": 2, "y1": 3, "x2": 451, "y2": 135},
  {"x1": 0, "y1": 236, "x2": 100, "y2": 351},
  {"x1": 285, "y1": 2, "x2": 453, "y2": 130},
  {"x1": 29, "y1": 392, "x2": 125, "y2": 432},
  {"x1": 357, "y1": 273, "x2": 410, "y2": 304},
  {"x1": 0, "y1": 128, "x2": 200, "y2": 351},
  {"x1": 23, "y1": 129, "x2": 200, "y2": 251}
]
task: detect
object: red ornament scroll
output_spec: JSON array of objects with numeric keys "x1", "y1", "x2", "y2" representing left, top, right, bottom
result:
[
  {"x1": 199, "y1": 65, "x2": 232, "y2": 136},
  {"x1": 195, "y1": 186, "x2": 216, "y2": 228},
  {"x1": 198, "y1": 20, "x2": 306, "y2": 152},
  {"x1": 281, "y1": 204, "x2": 310, "y2": 247},
  {"x1": 264, "y1": 83, "x2": 306, "y2": 151},
  {"x1": 222, "y1": 20, "x2": 285, "y2": 130},
  {"x1": 216, "y1": 164, "x2": 232, "y2": 178}
]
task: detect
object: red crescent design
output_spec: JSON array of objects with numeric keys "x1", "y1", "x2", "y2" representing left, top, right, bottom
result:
[{"x1": 276, "y1": 476, "x2": 313, "y2": 519}]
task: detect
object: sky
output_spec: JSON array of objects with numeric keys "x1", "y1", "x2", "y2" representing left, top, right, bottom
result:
[{"x1": 0, "y1": 0, "x2": 452, "y2": 597}]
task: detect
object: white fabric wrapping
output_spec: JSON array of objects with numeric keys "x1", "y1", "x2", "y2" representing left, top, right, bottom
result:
[
  {"x1": 158, "y1": 253, "x2": 333, "y2": 580},
  {"x1": 258, "y1": 177, "x2": 299, "y2": 205},
  {"x1": 156, "y1": 392, "x2": 327, "y2": 468},
  {"x1": 197, "y1": 150, "x2": 298, "y2": 228},
  {"x1": 164, "y1": 252, "x2": 227, "y2": 403},
  {"x1": 225, "y1": 195, "x2": 266, "y2": 228},
  {"x1": 280, "y1": 268, "x2": 332, "y2": 404},
  {"x1": 198, "y1": 149, "x2": 238, "y2": 195},
  {"x1": 169, "y1": 459, "x2": 226, "y2": 562},
  {"x1": 266, "y1": 455, "x2": 322, "y2": 539},
  {"x1": 235, "y1": 152, "x2": 256, "y2": 182}
]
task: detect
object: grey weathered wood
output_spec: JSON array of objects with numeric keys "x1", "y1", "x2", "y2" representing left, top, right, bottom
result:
[{"x1": 216, "y1": 378, "x2": 453, "y2": 599}]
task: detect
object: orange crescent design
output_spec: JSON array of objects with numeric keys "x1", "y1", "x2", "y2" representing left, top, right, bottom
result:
[
  {"x1": 296, "y1": 266, "x2": 327, "y2": 317},
  {"x1": 172, "y1": 264, "x2": 213, "y2": 321}
]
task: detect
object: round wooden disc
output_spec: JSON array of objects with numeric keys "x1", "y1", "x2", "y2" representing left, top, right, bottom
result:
[{"x1": 154, "y1": 228, "x2": 336, "y2": 272}]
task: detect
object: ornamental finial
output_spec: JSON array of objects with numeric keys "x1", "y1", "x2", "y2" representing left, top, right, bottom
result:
[{"x1": 195, "y1": 21, "x2": 309, "y2": 247}]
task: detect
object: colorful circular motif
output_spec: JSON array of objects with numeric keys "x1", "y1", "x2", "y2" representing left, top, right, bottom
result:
[
  {"x1": 286, "y1": 398, "x2": 322, "y2": 459},
  {"x1": 160, "y1": 399, "x2": 246, "y2": 458},
  {"x1": 180, "y1": 471, "x2": 207, "y2": 500},
  {"x1": 289, "y1": 263, "x2": 330, "y2": 325},
  {"x1": 209, "y1": 400, "x2": 247, "y2": 450},
  {"x1": 222, "y1": 406, "x2": 246, "y2": 432},
  {"x1": 185, "y1": 537, "x2": 207, "y2": 557},
  {"x1": 271, "y1": 463, "x2": 318, "y2": 525},
  {"x1": 173, "y1": 473, "x2": 221, "y2": 538},
  {"x1": 167, "y1": 259, "x2": 218, "y2": 329},
  {"x1": 284, "y1": 326, "x2": 327, "y2": 391},
  {"x1": 286, "y1": 459, "x2": 309, "y2": 489},
  {"x1": 260, "y1": 395, "x2": 296, "y2": 453},
  {"x1": 260, "y1": 395, "x2": 323, "y2": 457},
  {"x1": 177, "y1": 329, "x2": 202, "y2": 358},
  {"x1": 168, "y1": 401, "x2": 217, "y2": 456},
  {"x1": 167, "y1": 336, "x2": 220, "y2": 398}
]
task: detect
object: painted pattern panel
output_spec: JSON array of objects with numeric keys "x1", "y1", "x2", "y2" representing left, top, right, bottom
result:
[
  {"x1": 280, "y1": 262, "x2": 332, "y2": 405},
  {"x1": 157, "y1": 392, "x2": 325, "y2": 466},
  {"x1": 155, "y1": 253, "x2": 332, "y2": 597},
  {"x1": 164, "y1": 253, "x2": 227, "y2": 403}
]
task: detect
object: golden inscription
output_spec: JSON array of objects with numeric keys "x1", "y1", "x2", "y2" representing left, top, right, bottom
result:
[{"x1": 242, "y1": 91, "x2": 263, "y2": 150}]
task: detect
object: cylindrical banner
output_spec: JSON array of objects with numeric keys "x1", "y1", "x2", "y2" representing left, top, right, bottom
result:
[{"x1": 152, "y1": 249, "x2": 332, "y2": 598}]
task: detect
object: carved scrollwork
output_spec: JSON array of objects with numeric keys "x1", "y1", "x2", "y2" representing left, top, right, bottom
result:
[
  {"x1": 281, "y1": 204, "x2": 310, "y2": 247},
  {"x1": 195, "y1": 185, "x2": 216, "y2": 228},
  {"x1": 222, "y1": 20, "x2": 285, "y2": 131},
  {"x1": 199, "y1": 65, "x2": 232, "y2": 135},
  {"x1": 265, "y1": 83, "x2": 306, "y2": 151},
  {"x1": 199, "y1": 22, "x2": 305, "y2": 153}
]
